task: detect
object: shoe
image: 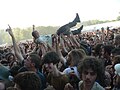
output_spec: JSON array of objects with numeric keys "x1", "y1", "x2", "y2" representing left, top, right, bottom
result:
[
  {"x1": 72, "y1": 25, "x2": 83, "y2": 35},
  {"x1": 73, "y1": 13, "x2": 80, "y2": 23}
]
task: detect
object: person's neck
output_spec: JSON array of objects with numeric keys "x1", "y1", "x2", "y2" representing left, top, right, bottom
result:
[{"x1": 82, "y1": 83, "x2": 94, "y2": 90}]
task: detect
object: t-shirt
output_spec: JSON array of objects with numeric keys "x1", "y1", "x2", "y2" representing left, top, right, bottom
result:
[
  {"x1": 63, "y1": 66, "x2": 80, "y2": 79},
  {"x1": 79, "y1": 81, "x2": 105, "y2": 90},
  {"x1": 36, "y1": 70, "x2": 46, "y2": 90}
]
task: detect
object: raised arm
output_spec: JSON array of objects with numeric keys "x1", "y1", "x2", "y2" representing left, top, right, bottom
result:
[
  {"x1": 55, "y1": 35, "x2": 66, "y2": 65},
  {"x1": 6, "y1": 25, "x2": 24, "y2": 63},
  {"x1": 69, "y1": 32, "x2": 80, "y2": 48}
]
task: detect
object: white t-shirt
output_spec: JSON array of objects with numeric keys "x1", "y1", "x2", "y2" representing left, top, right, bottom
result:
[{"x1": 63, "y1": 66, "x2": 80, "y2": 79}]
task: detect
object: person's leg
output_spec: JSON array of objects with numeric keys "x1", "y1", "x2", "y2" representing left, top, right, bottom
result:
[
  {"x1": 57, "y1": 13, "x2": 80, "y2": 35},
  {"x1": 71, "y1": 25, "x2": 83, "y2": 35}
]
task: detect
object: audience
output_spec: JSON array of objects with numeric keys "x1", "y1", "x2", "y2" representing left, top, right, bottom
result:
[{"x1": 0, "y1": 15, "x2": 120, "y2": 90}]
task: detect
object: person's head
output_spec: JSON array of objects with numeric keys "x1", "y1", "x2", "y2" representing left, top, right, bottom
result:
[
  {"x1": 9, "y1": 65, "x2": 21, "y2": 77},
  {"x1": 42, "y1": 51, "x2": 60, "y2": 73},
  {"x1": 113, "y1": 55, "x2": 120, "y2": 68},
  {"x1": 94, "y1": 43, "x2": 103, "y2": 56},
  {"x1": 5, "y1": 53, "x2": 15, "y2": 63},
  {"x1": 66, "y1": 49, "x2": 85, "y2": 66},
  {"x1": 14, "y1": 71, "x2": 41, "y2": 90},
  {"x1": 77, "y1": 56, "x2": 105, "y2": 87},
  {"x1": 32, "y1": 30, "x2": 40, "y2": 39},
  {"x1": 101, "y1": 45, "x2": 114, "y2": 59},
  {"x1": 111, "y1": 47, "x2": 120, "y2": 58},
  {"x1": 113, "y1": 64, "x2": 120, "y2": 89},
  {"x1": 78, "y1": 49, "x2": 86, "y2": 56},
  {"x1": 24, "y1": 54, "x2": 41, "y2": 69},
  {"x1": 101, "y1": 27, "x2": 104, "y2": 32},
  {"x1": 114, "y1": 34, "x2": 120, "y2": 46}
]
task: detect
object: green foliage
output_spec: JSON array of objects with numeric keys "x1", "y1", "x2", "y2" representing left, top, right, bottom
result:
[
  {"x1": 0, "y1": 30, "x2": 12, "y2": 44},
  {"x1": 117, "y1": 16, "x2": 120, "y2": 20},
  {"x1": 36, "y1": 26, "x2": 59, "y2": 35},
  {"x1": 81, "y1": 19, "x2": 114, "y2": 26}
]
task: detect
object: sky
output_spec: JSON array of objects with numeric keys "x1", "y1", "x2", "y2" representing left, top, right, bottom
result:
[{"x1": 0, "y1": 0, "x2": 120, "y2": 29}]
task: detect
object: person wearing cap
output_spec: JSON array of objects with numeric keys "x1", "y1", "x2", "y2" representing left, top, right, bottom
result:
[{"x1": 113, "y1": 64, "x2": 120, "y2": 90}]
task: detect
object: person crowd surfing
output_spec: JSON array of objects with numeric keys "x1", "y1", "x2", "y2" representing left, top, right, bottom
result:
[{"x1": 0, "y1": 13, "x2": 120, "y2": 90}]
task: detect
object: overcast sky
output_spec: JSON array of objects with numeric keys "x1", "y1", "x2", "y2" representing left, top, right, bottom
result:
[{"x1": 0, "y1": 0, "x2": 120, "y2": 29}]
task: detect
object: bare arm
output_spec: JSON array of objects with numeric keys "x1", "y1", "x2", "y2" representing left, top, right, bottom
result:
[
  {"x1": 55, "y1": 35, "x2": 66, "y2": 65},
  {"x1": 70, "y1": 33, "x2": 80, "y2": 48},
  {"x1": 6, "y1": 25, "x2": 24, "y2": 63}
]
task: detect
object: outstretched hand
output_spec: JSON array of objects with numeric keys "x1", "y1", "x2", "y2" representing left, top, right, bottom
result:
[{"x1": 6, "y1": 24, "x2": 14, "y2": 37}]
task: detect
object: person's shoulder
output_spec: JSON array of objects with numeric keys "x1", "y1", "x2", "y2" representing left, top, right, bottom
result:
[
  {"x1": 93, "y1": 82, "x2": 105, "y2": 90},
  {"x1": 37, "y1": 70, "x2": 45, "y2": 78},
  {"x1": 78, "y1": 80, "x2": 83, "y2": 86},
  {"x1": 78, "y1": 80, "x2": 83, "y2": 90}
]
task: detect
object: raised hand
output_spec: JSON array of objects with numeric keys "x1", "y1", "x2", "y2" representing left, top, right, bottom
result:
[
  {"x1": 6, "y1": 24, "x2": 24, "y2": 63},
  {"x1": 33, "y1": 25, "x2": 35, "y2": 31},
  {"x1": 6, "y1": 24, "x2": 14, "y2": 37}
]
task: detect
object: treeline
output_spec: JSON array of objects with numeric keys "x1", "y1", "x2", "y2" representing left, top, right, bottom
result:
[
  {"x1": 81, "y1": 20, "x2": 116, "y2": 26},
  {"x1": 81, "y1": 15, "x2": 120, "y2": 26}
]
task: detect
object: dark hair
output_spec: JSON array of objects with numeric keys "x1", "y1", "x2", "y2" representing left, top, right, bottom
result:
[
  {"x1": 77, "y1": 56, "x2": 106, "y2": 87},
  {"x1": 29, "y1": 54, "x2": 41, "y2": 69},
  {"x1": 42, "y1": 51, "x2": 60, "y2": 64},
  {"x1": 14, "y1": 71, "x2": 41, "y2": 90},
  {"x1": 94, "y1": 43, "x2": 103, "y2": 56},
  {"x1": 115, "y1": 34, "x2": 120, "y2": 40},
  {"x1": 5, "y1": 53, "x2": 15, "y2": 62},
  {"x1": 32, "y1": 30, "x2": 40, "y2": 39},
  {"x1": 9, "y1": 65, "x2": 21, "y2": 77},
  {"x1": 102, "y1": 45, "x2": 115, "y2": 56},
  {"x1": 111, "y1": 47, "x2": 120, "y2": 56}
]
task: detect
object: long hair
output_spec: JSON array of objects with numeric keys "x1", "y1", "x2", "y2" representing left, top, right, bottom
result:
[{"x1": 66, "y1": 49, "x2": 85, "y2": 66}]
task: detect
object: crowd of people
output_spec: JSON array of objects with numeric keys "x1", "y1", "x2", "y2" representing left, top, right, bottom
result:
[{"x1": 0, "y1": 14, "x2": 120, "y2": 90}]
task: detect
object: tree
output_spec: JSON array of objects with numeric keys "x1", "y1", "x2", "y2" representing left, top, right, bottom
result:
[{"x1": 117, "y1": 16, "x2": 120, "y2": 20}]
